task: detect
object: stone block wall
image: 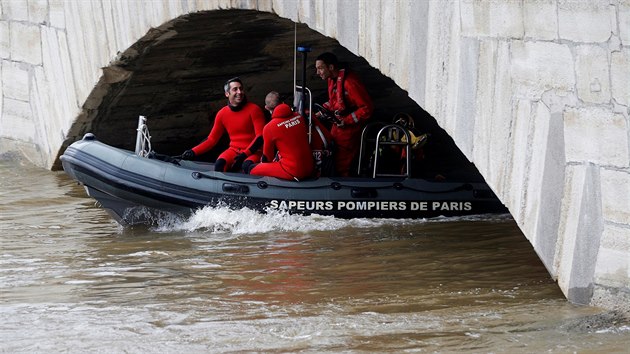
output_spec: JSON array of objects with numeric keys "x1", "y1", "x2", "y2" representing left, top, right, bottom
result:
[
  {"x1": 415, "y1": 0, "x2": 629, "y2": 309},
  {"x1": 0, "y1": 0, "x2": 628, "y2": 310},
  {"x1": 0, "y1": 0, "x2": 239, "y2": 166}
]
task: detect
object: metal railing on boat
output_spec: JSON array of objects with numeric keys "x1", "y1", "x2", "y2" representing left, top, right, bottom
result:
[{"x1": 357, "y1": 122, "x2": 412, "y2": 178}]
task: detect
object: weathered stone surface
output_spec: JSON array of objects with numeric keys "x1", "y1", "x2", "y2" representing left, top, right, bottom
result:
[
  {"x1": 511, "y1": 41, "x2": 574, "y2": 99},
  {"x1": 423, "y1": 3, "x2": 442, "y2": 118},
  {"x1": 0, "y1": 59, "x2": 3, "y2": 119},
  {"x1": 49, "y1": 0, "x2": 65, "y2": 28},
  {"x1": 99, "y1": 1, "x2": 121, "y2": 62},
  {"x1": 31, "y1": 66, "x2": 50, "y2": 157},
  {"x1": 611, "y1": 48, "x2": 630, "y2": 107},
  {"x1": 595, "y1": 224, "x2": 630, "y2": 288},
  {"x1": 558, "y1": 1, "x2": 612, "y2": 43},
  {"x1": 564, "y1": 107, "x2": 629, "y2": 167},
  {"x1": 407, "y1": 0, "x2": 430, "y2": 108},
  {"x1": 9, "y1": 22, "x2": 42, "y2": 65},
  {"x1": 471, "y1": 39, "x2": 497, "y2": 176},
  {"x1": 618, "y1": 1, "x2": 630, "y2": 44},
  {"x1": 508, "y1": 99, "x2": 533, "y2": 225},
  {"x1": 489, "y1": 41, "x2": 513, "y2": 200},
  {"x1": 32, "y1": 63, "x2": 68, "y2": 168},
  {"x1": 3, "y1": 0, "x2": 28, "y2": 21},
  {"x1": 424, "y1": 2, "x2": 458, "y2": 133},
  {"x1": 41, "y1": 27, "x2": 78, "y2": 137},
  {"x1": 66, "y1": 1, "x2": 115, "y2": 114},
  {"x1": 453, "y1": 38, "x2": 478, "y2": 160},
  {"x1": 575, "y1": 45, "x2": 610, "y2": 104},
  {"x1": 377, "y1": 1, "x2": 410, "y2": 87},
  {"x1": 1, "y1": 98, "x2": 34, "y2": 141},
  {"x1": 440, "y1": 4, "x2": 466, "y2": 139},
  {"x1": 358, "y1": 1, "x2": 382, "y2": 72},
  {"x1": 534, "y1": 109, "x2": 566, "y2": 273},
  {"x1": 86, "y1": 0, "x2": 109, "y2": 67},
  {"x1": 0, "y1": 21, "x2": 9, "y2": 59},
  {"x1": 461, "y1": 0, "x2": 524, "y2": 38},
  {"x1": 28, "y1": 0, "x2": 48, "y2": 24},
  {"x1": 556, "y1": 163, "x2": 603, "y2": 304},
  {"x1": 520, "y1": 101, "x2": 552, "y2": 241},
  {"x1": 2, "y1": 60, "x2": 29, "y2": 101},
  {"x1": 600, "y1": 168, "x2": 630, "y2": 224},
  {"x1": 523, "y1": 0, "x2": 557, "y2": 40},
  {"x1": 336, "y1": 0, "x2": 359, "y2": 55}
]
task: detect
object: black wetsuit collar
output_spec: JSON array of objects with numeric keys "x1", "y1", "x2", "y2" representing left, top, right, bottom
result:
[{"x1": 228, "y1": 98, "x2": 248, "y2": 112}]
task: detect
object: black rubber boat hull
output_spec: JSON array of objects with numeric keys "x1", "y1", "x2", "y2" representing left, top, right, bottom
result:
[{"x1": 60, "y1": 136, "x2": 507, "y2": 225}]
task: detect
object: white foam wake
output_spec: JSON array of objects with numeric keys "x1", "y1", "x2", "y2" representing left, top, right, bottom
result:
[
  {"x1": 150, "y1": 204, "x2": 512, "y2": 235},
  {"x1": 155, "y1": 205, "x2": 392, "y2": 234}
]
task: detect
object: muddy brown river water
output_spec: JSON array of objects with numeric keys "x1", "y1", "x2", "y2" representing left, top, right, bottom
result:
[{"x1": 1, "y1": 160, "x2": 628, "y2": 353}]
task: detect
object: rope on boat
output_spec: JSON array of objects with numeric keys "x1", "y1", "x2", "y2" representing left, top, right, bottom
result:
[
  {"x1": 138, "y1": 128, "x2": 152, "y2": 157},
  {"x1": 135, "y1": 116, "x2": 152, "y2": 158},
  {"x1": 191, "y1": 171, "x2": 474, "y2": 194}
]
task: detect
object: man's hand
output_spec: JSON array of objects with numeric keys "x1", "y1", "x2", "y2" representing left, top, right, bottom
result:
[
  {"x1": 232, "y1": 152, "x2": 247, "y2": 171},
  {"x1": 181, "y1": 150, "x2": 195, "y2": 160},
  {"x1": 334, "y1": 112, "x2": 345, "y2": 127}
]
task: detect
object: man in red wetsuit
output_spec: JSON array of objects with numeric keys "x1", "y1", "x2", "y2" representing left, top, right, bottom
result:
[
  {"x1": 181, "y1": 77, "x2": 266, "y2": 172},
  {"x1": 315, "y1": 52, "x2": 373, "y2": 176},
  {"x1": 243, "y1": 104, "x2": 314, "y2": 181}
]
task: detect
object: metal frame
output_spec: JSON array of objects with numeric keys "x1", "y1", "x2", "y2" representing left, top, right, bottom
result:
[{"x1": 357, "y1": 122, "x2": 411, "y2": 178}]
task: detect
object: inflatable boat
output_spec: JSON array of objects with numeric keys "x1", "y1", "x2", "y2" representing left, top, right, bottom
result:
[
  {"x1": 61, "y1": 47, "x2": 505, "y2": 225},
  {"x1": 60, "y1": 116, "x2": 507, "y2": 226}
]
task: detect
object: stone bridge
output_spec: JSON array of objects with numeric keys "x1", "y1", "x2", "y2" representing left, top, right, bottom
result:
[{"x1": 0, "y1": 1, "x2": 628, "y2": 311}]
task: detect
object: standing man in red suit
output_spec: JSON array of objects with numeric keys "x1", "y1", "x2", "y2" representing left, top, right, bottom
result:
[
  {"x1": 181, "y1": 77, "x2": 266, "y2": 172},
  {"x1": 315, "y1": 52, "x2": 373, "y2": 176},
  {"x1": 243, "y1": 104, "x2": 315, "y2": 181}
]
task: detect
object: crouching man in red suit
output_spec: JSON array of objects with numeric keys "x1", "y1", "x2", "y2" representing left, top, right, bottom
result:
[{"x1": 243, "y1": 104, "x2": 314, "y2": 181}]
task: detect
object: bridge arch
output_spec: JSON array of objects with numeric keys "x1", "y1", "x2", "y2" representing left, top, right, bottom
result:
[
  {"x1": 0, "y1": 1, "x2": 628, "y2": 312},
  {"x1": 64, "y1": 9, "x2": 472, "y2": 178}
]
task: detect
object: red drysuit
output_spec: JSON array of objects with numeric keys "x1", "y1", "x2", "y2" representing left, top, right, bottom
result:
[
  {"x1": 250, "y1": 104, "x2": 315, "y2": 181},
  {"x1": 322, "y1": 69, "x2": 373, "y2": 176},
  {"x1": 191, "y1": 102, "x2": 266, "y2": 171}
]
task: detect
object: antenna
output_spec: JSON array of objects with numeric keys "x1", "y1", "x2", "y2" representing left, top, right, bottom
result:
[
  {"x1": 296, "y1": 45, "x2": 311, "y2": 119},
  {"x1": 293, "y1": 22, "x2": 297, "y2": 103}
]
